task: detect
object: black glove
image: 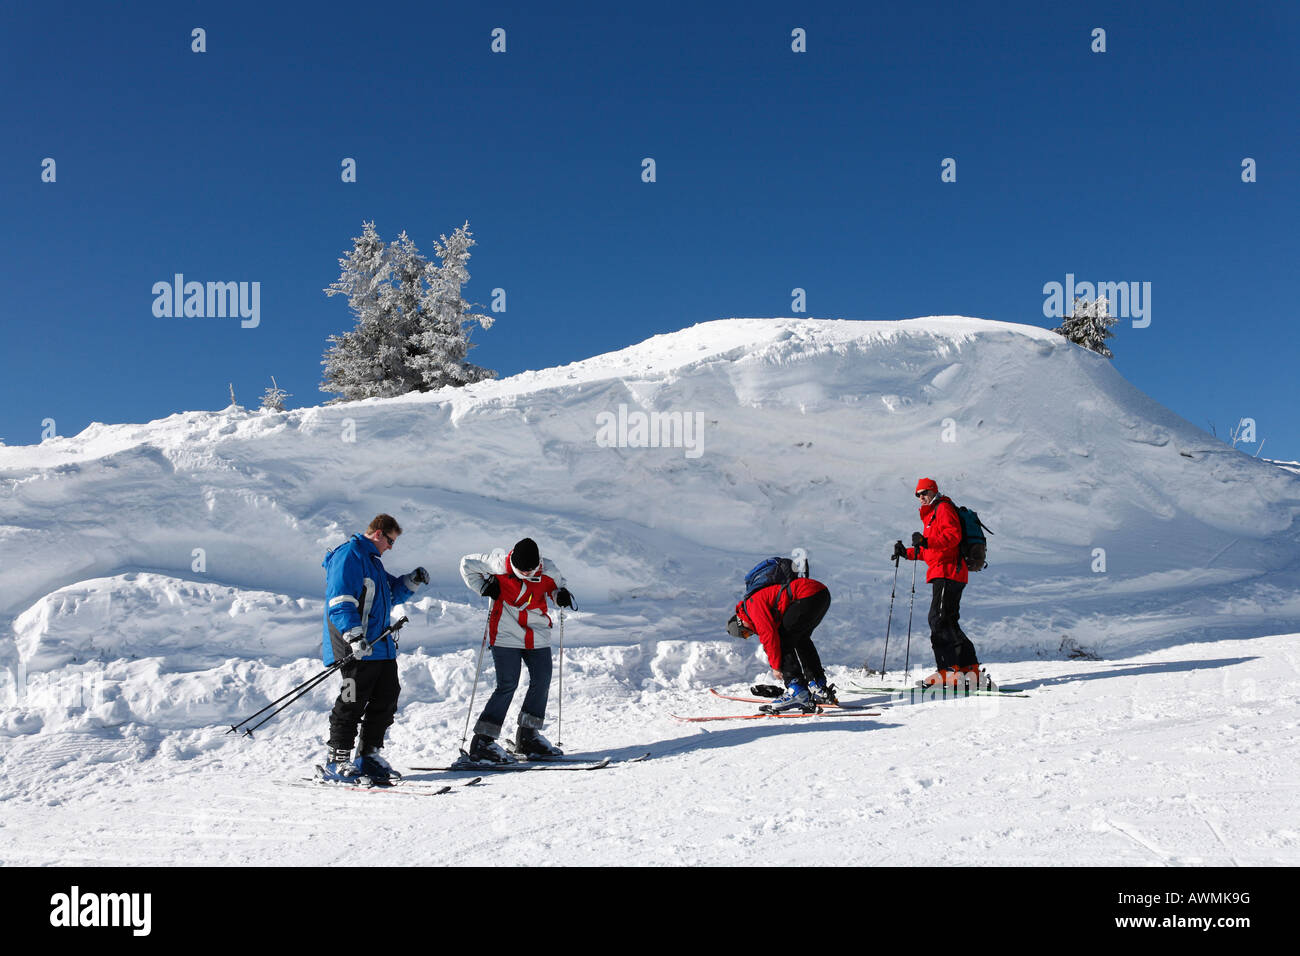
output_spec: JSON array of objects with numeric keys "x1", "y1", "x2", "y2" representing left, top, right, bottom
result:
[
  {"x1": 555, "y1": 587, "x2": 575, "y2": 609},
  {"x1": 480, "y1": 576, "x2": 500, "y2": 600},
  {"x1": 892, "y1": 540, "x2": 907, "y2": 561},
  {"x1": 411, "y1": 566, "x2": 429, "y2": 585},
  {"x1": 912, "y1": 532, "x2": 927, "y2": 550}
]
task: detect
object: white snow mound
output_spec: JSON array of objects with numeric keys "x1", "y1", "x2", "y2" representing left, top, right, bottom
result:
[{"x1": 2, "y1": 317, "x2": 1298, "y2": 866}]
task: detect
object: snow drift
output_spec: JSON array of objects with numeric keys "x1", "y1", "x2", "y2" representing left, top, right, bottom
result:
[{"x1": 2, "y1": 317, "x2": 1298, "y2": 866}]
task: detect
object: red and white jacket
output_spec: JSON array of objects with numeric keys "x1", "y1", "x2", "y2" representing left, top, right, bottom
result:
[
  {"x1": 734, "y1": 577, "x2": 828, "y2": 671},
  {"x1": 907, "y1": 496, "x2": 968, "y2": 584},
  {"x1": 460, "y1": 548, "x2": 566, "y2": 649}
]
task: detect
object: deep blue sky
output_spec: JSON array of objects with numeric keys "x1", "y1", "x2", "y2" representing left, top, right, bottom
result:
[{"x1": 3, "y1": 1, "x2": 1297, "y2": 459}]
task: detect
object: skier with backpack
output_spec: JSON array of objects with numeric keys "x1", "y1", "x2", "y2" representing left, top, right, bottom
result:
[
  {"x1": 726, "y1": 551, "x2": 835, "y2": 713},
  {"x1": 318, "y1": 514, "x2": 429, "y2": 784},
  {"x1": 892, "y1": 478, "x2": 986, "y2": 689},
  {"x1": 458, "y1": 537, "x2": 575, "y2": 763}
]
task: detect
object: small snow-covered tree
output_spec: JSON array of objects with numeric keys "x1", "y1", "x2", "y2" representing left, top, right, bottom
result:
[
  {"x1": 321, "y1": 221, "x2": 495, "y2": 400},
  {"x1": 1053, "y1": 296, "x2": 1116, "y2": 358},
  {"x1": 321, "y1": 221, "x2": 410, "y2": 400},
  {"x1": 261, "y1": 376, "x2": 291, "y2": 411},
  {"x1": 409, "y1": 223, "x2": 495, "y2": 389}
]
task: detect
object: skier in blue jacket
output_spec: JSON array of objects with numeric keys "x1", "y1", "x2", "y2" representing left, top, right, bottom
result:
[{"x1": 318, "y1": 514, "x2": 427, "y2": 784}]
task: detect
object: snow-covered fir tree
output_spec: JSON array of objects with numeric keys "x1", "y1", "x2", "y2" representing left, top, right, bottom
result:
[
  {"x1": 260, "y1": 376, "x2": 291, "y2": 412},
  {"x1": 321, "y1": 222, "x2": 408, "y2": 399},
  {"x1": 320, "y1": 221, "x2": 495, "y2": 401},
  {"x1": 1053, "y1": 296, "x2": 1116, "y2": 358},
  {"x1": 409, "y1": 223, "x2": 494, "y2": 389}
]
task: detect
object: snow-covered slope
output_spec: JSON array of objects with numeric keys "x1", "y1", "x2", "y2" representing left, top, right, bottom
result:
[{"x1": 2, "y1": 317, "x2": 1298, "y2": 865}]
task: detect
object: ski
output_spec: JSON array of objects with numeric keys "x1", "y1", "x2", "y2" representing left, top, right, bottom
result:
[
  {"x1": 848, "y1": 681, "x2": 1030, "y2": 698},
  {"x1": 504, "y1": 745, "x2": 653, "y2": 765},
  {"x1": 281, "y1": 775, "x2": 482, "y2": 796},
  {"x1": 851, "y1": 681, "x2": 1029, "y2": 697},
  {"x1": 410, "y1": 756, "x2": 613, "y2": 772},
  {"x1": 671, "y1": 709, "x2": 880, "y2": 723},
  {"x1": 708, "y1": 688, "x2": 878, "y2": 710}
]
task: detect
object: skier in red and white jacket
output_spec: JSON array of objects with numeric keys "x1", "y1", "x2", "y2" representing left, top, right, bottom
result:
[
  {"x1": 460, "y1": 537, "x2": 575, "y2": 763},
  {"x1": 727, "y1": 575, "x2": 834, "y2": 712},
  {"x1": 892, "y1": 477, "x2": 981, "y2": 688}
]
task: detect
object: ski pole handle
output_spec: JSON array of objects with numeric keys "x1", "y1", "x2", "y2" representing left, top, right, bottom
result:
[{"x1": 342, "y1": 616, "x2": 409, "y2": 664}]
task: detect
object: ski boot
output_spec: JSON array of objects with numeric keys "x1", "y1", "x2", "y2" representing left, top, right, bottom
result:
[
  {"x1": 356, "y1": 744, "x2": 401, "y2": 785},
  {"x1": 760, "y1": 681, "x2": 816, "y2": 714},
  {"x1": 513, "y1": 727, "x2": 564, "y2": 758},
  {"x1": 918, "y1": 667, "x2": 962, "y2": 690},
  {"x1": 958, "y1": 665, "x2": 996, "y2": 692},
  {"x1": 317, "y1": 747, "x2": 367, "y2": 784},
  {"x1": 467, "y1": 733, "x2": 517, "y2": 765},
  {"x1": 808, "y1": 679, "x2": 839, "y2": 706}
]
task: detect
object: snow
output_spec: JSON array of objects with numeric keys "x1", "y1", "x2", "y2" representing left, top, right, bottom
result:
[{"x1": 1, "y1": 316, "x2": 1298, "y2": 865}]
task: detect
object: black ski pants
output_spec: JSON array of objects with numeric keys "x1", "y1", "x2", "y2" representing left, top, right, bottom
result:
[
  {"x1": 778, "y1": 588, "x2": 831, "y2": 686},
  {"x1": 328, "y1": 658, "x2": 400, "y2": 752},
  {"x1": 928, "y1": 579, "x2": 979, "y2": 670}
]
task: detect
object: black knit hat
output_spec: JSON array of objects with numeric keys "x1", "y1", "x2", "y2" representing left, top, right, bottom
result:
[{"x1": 511, "y1": 537, "x2": 540, "y2": 573}]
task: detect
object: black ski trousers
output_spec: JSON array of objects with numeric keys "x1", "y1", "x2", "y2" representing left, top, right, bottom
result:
[
  {"x1": 328, "y1": 658, "x2": 400, "y2": 752},
  {"x1": 928, "y1": 579, "x2": 979, "y2": 670},
  {"x1": 778, "y1": 588, "x2": 831, "y2": 686}
]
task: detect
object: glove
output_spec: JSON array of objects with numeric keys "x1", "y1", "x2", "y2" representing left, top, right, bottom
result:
[
  {"x1": 345, "y1": 627, "x2": 373, "y2": 659},
  {"x1": 403, "y1": 566, "x2": 429, "y2": 589},
  {"x1": 892, "y1": 540, "x2": 907, "y2": 561},
  {"x1": 911, "y1": 532, "x2": 927, "y2": 550},
  {"x1": 555, "y1": 587, "x2": 575, "y2": 609},
  {"x1": 480, "y1": 576, "x2": 500, "y2": 600}
]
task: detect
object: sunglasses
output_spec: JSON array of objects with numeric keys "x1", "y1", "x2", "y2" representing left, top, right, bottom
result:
[{"x1": 382, "y1": 533, "x2": 396, "y2": 546}]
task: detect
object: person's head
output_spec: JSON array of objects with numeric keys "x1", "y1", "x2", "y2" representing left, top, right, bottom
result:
[
  {"x1": 365, "y1": 514, "x2": 403, "y2": 555},
  {"x1": 915, "y1": 477, "x2": 939, "y2": 506},
  {"x1": 509, "y1": 537, "x2": 541, "y2": 578},
  {"x1": 727, "y1": 612, "x2": 754, "y2": 640}
]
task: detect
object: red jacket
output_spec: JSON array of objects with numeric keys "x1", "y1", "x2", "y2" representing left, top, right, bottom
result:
[
  {"x1": 735, "y1": 577, "x2": 828, "y2": 671},
  {"x1": 459, "y1": 548, "x2": 564, "y2": 649},
  {"x1": 907, "y1": 496, "x2": 968, "y2": 584}
]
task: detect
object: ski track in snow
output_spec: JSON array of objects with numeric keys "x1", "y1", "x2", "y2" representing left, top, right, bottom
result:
[{"x1": 1, "y1": 317, "x2": 1298, "y2": 866}]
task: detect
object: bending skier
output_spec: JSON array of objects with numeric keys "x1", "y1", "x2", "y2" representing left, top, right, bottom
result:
[
  {"x1": 893, "y1": 477, "x2": 981, "y2": 688},
  {"x1": 319, "y1": 514, "x2": 428, "y2": 784},
  {"x1": 459, "y1": 537, "x2": 575, "y2": 763},
  {"x1": 727, "y1": 568, "x2": 834, "y2": 713}
]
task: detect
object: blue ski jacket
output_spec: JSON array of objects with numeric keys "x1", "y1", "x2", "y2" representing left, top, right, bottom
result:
[{"x1": 321, "y1": 533, "x2": 416, "y2": 665}]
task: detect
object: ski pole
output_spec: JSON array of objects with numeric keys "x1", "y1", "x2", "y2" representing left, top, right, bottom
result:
[
  {"x1": 236, "y1": 666, "x2": 343, "y2": 739},
  {"x1": 229, "y1": 617, "x2": 408, "y2": 737},
  {"x1": 902, "y1": 557, "x2": 918, "y2": 679},
  {"x1": 459, "y1": 603, "x2": 491, "y2": 754},
  {"x1": 879, "y1": 554, "x2": 900, "y2": 677},
  {"x1": 227, "y1": 661, "x2": 344, "y2": 735},
  {"x1": 556, "y1": 607, "x2": 565, "y2": 748},
  {"x1": 227, "y1": 617, "x2": 407, "y2": 734}
]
